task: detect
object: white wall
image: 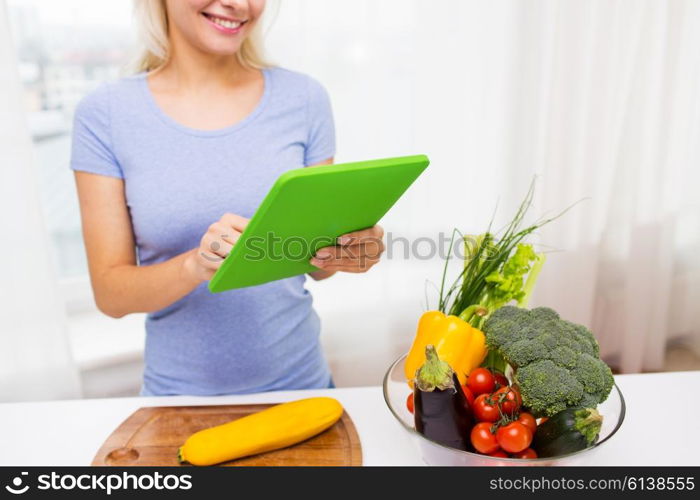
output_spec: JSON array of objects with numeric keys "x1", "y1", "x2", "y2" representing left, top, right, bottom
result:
[{"x1": 266, "y1": 0, "x2": 517, "y2": 234}]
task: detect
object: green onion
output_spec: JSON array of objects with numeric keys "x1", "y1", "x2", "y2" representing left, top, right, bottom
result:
[{"x1": 437, "y1": 179, "x2": 575, "y2": 328}]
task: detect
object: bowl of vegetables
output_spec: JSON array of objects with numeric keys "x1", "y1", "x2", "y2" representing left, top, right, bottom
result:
[
  {"x1": 383, "y1": 351, "x2": 626, "y2": 466},
  {"x1": 384, "y1": 182, "x2": 626, "y2": 465}
]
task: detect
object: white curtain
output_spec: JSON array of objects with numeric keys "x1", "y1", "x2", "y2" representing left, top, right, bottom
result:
[
  {"x1": 0, "y1": 0, "x2": 81, "y2": 401},
  {"x1": 271, "y1": 0, "x2": 700, "y2": 376},
  {"x1": 508, "y1": 0, "x2": 700, "y2": 373}
]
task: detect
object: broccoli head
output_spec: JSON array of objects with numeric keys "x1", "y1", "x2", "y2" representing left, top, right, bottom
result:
[
  {"x1": 483, "y1": 306, "x2": 614, "y2": 417},
  {"x1": 515, "y1": 360, "x2": 584, "y2": 416}
]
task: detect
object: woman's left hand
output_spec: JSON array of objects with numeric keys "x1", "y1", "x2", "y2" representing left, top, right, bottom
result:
[{"x1": 310, "y1": 225, "x2": 385, "y2": 273}]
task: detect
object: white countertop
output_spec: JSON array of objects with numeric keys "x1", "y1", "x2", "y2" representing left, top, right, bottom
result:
[{"x1": 2, "y1": 371, "x2": 699, "y2": 466}]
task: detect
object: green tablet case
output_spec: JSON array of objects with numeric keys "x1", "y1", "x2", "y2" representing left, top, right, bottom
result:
[{"x1": 208, "y1": 154, "x2": 429, "y2": 292}]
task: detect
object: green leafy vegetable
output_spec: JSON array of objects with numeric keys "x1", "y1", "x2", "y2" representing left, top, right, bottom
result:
[{"x1": 483, "y1": 243, "x2": 538, "y2": 310}]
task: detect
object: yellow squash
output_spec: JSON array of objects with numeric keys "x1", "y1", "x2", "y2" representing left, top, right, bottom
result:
[
  {"x1": 178, "y1": 397, "x2": 343, "y2": 466},
  {"x1": 405, "y1": 310, "x2": 487, "y2": 386}
]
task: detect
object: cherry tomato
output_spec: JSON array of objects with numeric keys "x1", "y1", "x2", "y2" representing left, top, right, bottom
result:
[
  {"x1": 470, "y1": 422, "x2": 499, "y2": 454},
  {"x1": 406, "y1": 393, "x2": 414, "y2": 414},
  {"x1": 511, "y1": 448, "x2": 538, "y2": 459},
  {"x1": 461, "y1": 385, "x2": 475, "y2": 409},
  {"x1": 494, "y1": 372, "x2": 509, "y2": 388},
  {"x1": 473, "y1": 393, "x2": 500, "y2": 422},
  {"x1": 487, "y1": 450, "x2": 508, "y2": 458},
  {"x1": 467, "y1": 367, "x2": 496, "y2": 396},
  {"x1": 516, "y1": 412, "x2": 537, "y2": 433},
  {"x1": 494, "y1": 386, "x2": 522, "y2": 415},
  {"x1": 496, "y1": 422, "x2": 533, "y2": 454}
]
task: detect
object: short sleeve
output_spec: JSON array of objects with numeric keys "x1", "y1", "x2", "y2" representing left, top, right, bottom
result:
[
  {"x1": 70, "y1": 84, "x2": 124, "y2": 179},
  {"x1": 304, "y1": 78, "x2": 336, "y2": 166}
]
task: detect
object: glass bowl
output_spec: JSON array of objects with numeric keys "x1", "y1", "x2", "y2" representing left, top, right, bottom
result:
[{"x1": 383, "y1": 354, "x2": 626, "y2": 466}]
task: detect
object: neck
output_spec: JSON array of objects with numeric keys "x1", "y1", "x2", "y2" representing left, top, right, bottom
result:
[{"x1": 155, "y1": 30, "x2": 250, "y2": 90}]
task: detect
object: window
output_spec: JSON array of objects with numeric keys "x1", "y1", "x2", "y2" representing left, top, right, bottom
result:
[{"x1": 8, "y1": 0, "x2": 133, "y2": 287}]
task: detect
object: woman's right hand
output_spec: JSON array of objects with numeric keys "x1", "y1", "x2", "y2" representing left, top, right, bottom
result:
[{"x1": 183, "y1": 213, "x2": 249, "y2": 283}]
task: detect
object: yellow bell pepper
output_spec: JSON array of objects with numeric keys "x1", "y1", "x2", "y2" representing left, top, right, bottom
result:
[{"x1": 405, "y1": 311, "x2": 487, "y2": 386}]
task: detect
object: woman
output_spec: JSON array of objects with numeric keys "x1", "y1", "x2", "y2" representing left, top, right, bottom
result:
[{"x1": 70, "y1": 0, "x2": 384, "y2": 396}]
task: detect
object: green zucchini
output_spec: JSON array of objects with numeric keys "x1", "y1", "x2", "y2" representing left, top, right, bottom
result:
[{"x1": 533, "y1": 407, "x2": 603, "y2": 458}]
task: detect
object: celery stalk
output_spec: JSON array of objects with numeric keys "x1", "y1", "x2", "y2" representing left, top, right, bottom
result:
[{"x1": 517, "y1": 252, "x2": 546, "y2": 308}]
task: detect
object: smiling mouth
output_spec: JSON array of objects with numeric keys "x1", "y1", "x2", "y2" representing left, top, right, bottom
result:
[{"x1": 201, "y1": 12, "x2": 248, "y2": 31}]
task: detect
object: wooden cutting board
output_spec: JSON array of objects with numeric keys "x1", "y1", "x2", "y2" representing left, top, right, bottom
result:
[{"x1": 92, "y1": 404, "x2": 362, "y2": 466}]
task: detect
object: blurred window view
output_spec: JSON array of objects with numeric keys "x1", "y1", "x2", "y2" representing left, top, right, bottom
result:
[
  {"x1": 8, "y1": 0, "x2": 133, "y2": 279},
  {"x1": 4, "y1": 0, "x2": 699, "y2": 397}
]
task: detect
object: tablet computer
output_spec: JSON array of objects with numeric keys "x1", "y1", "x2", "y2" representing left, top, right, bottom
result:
[{"x1": 208, "y1": 154, "x2": 429, "y2": 292}]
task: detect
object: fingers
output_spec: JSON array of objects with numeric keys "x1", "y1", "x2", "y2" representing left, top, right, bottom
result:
[
  {"x1": 310, "y1": 225, "x2": 385, "y2": 273},
  {"x1": 198, "y1": 248, "x2": 224, "y2": 270},
  {"x1": 314, "y1": 225, "x2": 385, "y2": 258},
  {"x1": 196, "y1": 229, "x2": 235, "y2": 276},
  {"x1": 203, "y1": 219, "x2": 244, "y2": 254},
  {"x1": 191, "y1": 214, "x2": 248, "y2": 282},
  {"x1": 335, "y1": 225, "x2": 385, "y2": 258},
  {"x1": 202, "y1": 234, "x2": 234, "y2": 258},
  {"x1": 313, "y1": 242, "x2": 383, "y2": 260},
  {"x1": 313, "y1": 256, "x2": 382, "y2": 273},
  {"x1": 220, "y1": 213, "x2": 249, "y2": 232},
  {"x1": 337, "y1": 225, "x2": 384, "y2": 245}
]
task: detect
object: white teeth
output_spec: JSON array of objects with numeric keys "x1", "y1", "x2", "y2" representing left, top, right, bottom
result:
[{"x1": 209, "y1": 16, "x2": 242, "y2": 29}]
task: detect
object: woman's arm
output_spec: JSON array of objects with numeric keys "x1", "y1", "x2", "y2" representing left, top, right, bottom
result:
[{"x1": 75, "y1": 172, "x2": 246, "y2": 318}]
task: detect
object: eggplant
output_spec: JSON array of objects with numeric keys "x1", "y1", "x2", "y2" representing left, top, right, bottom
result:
[{"x1": 414, "y1": 345, "x2": 473, "y2": 451}]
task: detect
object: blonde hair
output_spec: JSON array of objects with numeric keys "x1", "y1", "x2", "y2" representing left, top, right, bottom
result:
[{"x1": 131, "y1": 0, "x2": 269, "y2": 73}]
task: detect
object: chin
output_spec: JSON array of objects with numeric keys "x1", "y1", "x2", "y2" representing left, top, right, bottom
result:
[
  {"x1": 195, "y1": 29, "x2": 249, "y2": 57},
  {"x1": 204, "y1": 42, "x2": 245, "y2": 57},
  {"x1": 189, "y1": 33, "x2": 241, "y2": 56}
]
